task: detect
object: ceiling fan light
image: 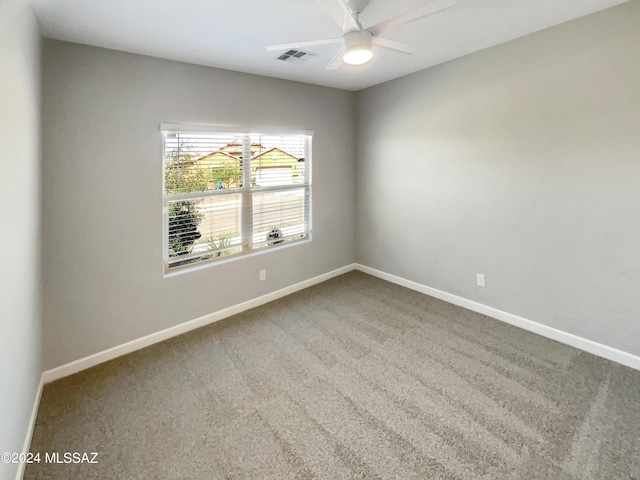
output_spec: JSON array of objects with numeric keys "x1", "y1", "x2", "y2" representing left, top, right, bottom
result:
[{"x1": 343, "y1": 47, "x2": 373, "y2": 65}]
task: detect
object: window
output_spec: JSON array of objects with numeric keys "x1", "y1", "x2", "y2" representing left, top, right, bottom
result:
[{"x1": 162, "y1": 123, "x2": 312, "y2": 272}]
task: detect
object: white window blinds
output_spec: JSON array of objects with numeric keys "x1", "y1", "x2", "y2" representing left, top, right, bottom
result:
[{"x1": 162, "y1": 125, "x2": 312, "y2": 272}]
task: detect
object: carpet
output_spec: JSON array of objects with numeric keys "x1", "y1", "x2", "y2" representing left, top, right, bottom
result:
[{"x1": 25, "y1": 271, "x2": 640, "y2": 479}]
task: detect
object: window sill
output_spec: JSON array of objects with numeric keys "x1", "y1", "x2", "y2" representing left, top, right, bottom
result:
[{"x1": 163, "y1": 236, "x2": 312, "y2": 278}]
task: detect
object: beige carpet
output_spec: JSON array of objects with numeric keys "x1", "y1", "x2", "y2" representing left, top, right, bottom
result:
[{"x1": 26, "y1": 272, "x2": 640, "y2": 479}]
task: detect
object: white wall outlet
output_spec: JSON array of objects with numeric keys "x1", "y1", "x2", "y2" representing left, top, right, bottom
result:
[
  {"x1": 476, "y1": 273, "x2": 486, "y2": 288},
  {"x1": 259, "y1": 269, "x2": 267, "y2": 282}
]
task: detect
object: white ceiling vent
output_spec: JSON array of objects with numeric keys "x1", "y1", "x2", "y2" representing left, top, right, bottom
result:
[{"x1": 275, "y1": 49, "x2": 318, "y2": 64}]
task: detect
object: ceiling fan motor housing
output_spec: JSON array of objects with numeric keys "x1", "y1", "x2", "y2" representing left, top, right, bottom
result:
[{"x1": 343, "y1": 30, "x2": 373, "y2": 50}]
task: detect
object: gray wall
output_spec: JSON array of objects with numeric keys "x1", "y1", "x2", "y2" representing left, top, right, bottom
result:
[
  {"x1": 0, "y1": 1, "x2": 42, "y2": 478},
  {"x1": 356, "y1": 1, "x2": 640, "y2": 356},
  {"x1": 41, "y1": 40, "x2": 356, "y2": 370}
]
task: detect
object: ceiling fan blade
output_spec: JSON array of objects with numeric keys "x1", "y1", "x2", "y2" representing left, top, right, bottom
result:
[
  {"x1": 369, "y1": 0, "x2": 457, "y2": 36},
  {"x1": 373, "y1": 37, "x2": 415, "y2": 55},
  {"x1": 325, "y1": 49, "x2": 345, "y2": 70},
  {"x1": 265, "y1": 38, "x2": 341, "y2": 52},
  {"x1": 316, "y1": 0, "x2": 361, "y2": 32}
]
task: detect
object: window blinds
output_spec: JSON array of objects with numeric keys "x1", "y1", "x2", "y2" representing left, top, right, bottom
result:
[{"x1": 162, "y1": 125, "x2": 311, "y2": 271}]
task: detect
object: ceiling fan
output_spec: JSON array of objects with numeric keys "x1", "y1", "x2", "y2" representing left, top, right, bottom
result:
[{"x1": 265, "y1": 0, "x2": 457, "y2": 69}]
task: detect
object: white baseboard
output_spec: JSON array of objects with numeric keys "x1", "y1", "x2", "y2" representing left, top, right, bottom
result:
[
  {"x1": 355, "y1": 264, "x2": 640, "y2": 371},
  {"x1": 15, "y1": 374, "x2": 44, "y2": 480},
  {"x1": 42, "y1": 264, "x2": 357, "y2": 383}
]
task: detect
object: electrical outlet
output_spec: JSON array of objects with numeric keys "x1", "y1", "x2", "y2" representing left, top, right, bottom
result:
[
  {"x1": 476, "y1": 273, "x2": 486, "y2": 288},
  {"x1": 259, "y1": 269, "x2": 267, "y2": 282}
]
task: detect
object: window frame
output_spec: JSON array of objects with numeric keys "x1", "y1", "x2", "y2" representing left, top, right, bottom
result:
[{"x1": 161, "y1": 123, "x2": 313, "y2": 274}]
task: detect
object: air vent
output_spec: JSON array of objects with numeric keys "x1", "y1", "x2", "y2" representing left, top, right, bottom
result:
[{"x1": 276, "y1": 49, "x2": 318, "y2": 63}]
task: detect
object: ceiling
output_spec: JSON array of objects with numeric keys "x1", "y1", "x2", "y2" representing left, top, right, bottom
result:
[{"x1": 31, "y1": 0, "x2": 629, "y2": 91}]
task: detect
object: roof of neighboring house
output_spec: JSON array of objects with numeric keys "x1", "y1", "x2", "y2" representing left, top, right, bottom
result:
[
  {"x1": 252, "y1": 147, "x2": 302, "y2": 162},
  {"x1": 195, "y1": 150, "x2": 240, "y2": 163},
  {"x1": 221, "y1": 142, "x2": 262, "y2": 147},
  {"x1": 195, "y1": 144, "x2": 303, "y2": 163},
  {"x1": 219, "y1": 142, "x2": 262, "y2": 158}
]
